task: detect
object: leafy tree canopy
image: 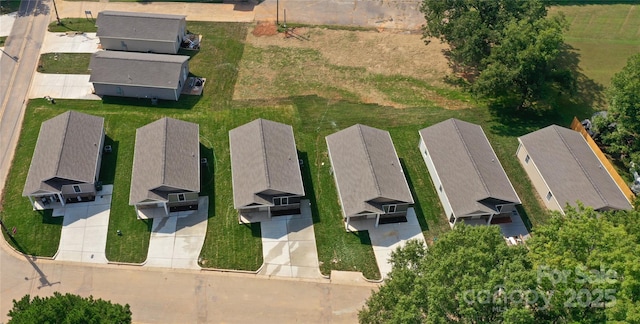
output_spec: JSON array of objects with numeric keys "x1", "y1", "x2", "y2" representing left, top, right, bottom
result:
[
  {"x1": 594, "y1": 53, "x2": 640, "y2": 162},
  {"x1": 420, "y1": 0, "x2": 574, "y2": 109},
  {"x1": 360, "y1": 208, "x2": 640, "y2": 323},
  {"x1": 8, "y1": 292, "x2": 132, "y2": 324}
]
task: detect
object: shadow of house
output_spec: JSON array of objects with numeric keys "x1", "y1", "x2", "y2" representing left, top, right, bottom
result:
[
  {"x1": 89, "y1": 51, "x2": 190, "y2": 102},
  {"x1": 326, "y1": 124, "x2": 414, "y2": 230},
  {"x1": 98, "y1": 135, "x2": 118, "y2": 185},
  {"x1": 230, "y1": 119, "x2": 305, "y2": 222},
  {"x1": 419, "y1": 119, "x2": 521, "y2": 228},
  {"x1": 23, "y1": 111, "x2": 105, "y2": 209},
  {"x1": 130, "y1": 117, "x2": 201, "y2": 218}
]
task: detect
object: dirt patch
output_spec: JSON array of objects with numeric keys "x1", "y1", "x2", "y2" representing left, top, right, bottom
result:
[
  {"x1": 236, "y1": 26, "x2": 470, "y2": 109},
  {"x1": 252, "y1": 21, "x2": 278, "y2": 37}
]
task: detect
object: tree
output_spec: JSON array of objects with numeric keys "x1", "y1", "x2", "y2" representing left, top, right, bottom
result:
[
  {"x1": 526, "y1": 207, "x2": 640, "y2": 323},
  {"x1": 420, "y1": 0, "x2": 574, "y2": 109},
  {"x1": 472, "y1": 14, "x2": 570, "y2": 109},
  {"x1": 8, "y1": 292, "x2": 132, "y2": 324},
  {"x1": 420, "y1": 0, "x2": 547, "y2": 72},
  {"x1": 359, "y1": 225, "x2": 540, "y2": 323},
  {"x1": 594, "y1": 53, "x2": 640, "y2": 162}
]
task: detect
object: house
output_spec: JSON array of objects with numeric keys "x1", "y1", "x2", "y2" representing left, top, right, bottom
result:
[
  {"x1": 89, "y1": 51, "x2": 189, "y2": 101},
  {"x1": 129, "y1": 117, "x2": 200, "y2": 218},
  {"x1": 229, "y1": 119, "x2": 305, "y2": 220},
  {"x1": 23, "y1": 111, "x2": 105, "y2": 209},
  {"x1": 517, "y1": 125, "x2": 632, "y2": 213},
  {"x1": 419, "y1": 119, "x2": 521, "y2": 228},
  {"x1": 326, "y1": 124, "x2": 414, "y2": 229},
  {"x1": 96, "y1": 11, "x2": 187, "y2": 54}
]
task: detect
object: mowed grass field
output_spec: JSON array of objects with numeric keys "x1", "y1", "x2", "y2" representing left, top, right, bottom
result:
[
  {"x1": 550, "y1": 4, "x2": 640, "y2": 88},
  {"x1": 1, "y1": 4, "x2": 636, "y2": 279}
]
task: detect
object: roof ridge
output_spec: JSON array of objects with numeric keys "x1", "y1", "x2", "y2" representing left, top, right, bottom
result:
[
  {"x1": 160, "y1": 117, "x2": 168, "y2": 186},
  {"x1": 452, "y1": 119, "x2": 492, "y2": 199},
  {"x1": 357, "y1": 125, "x2": 382, "y2": 198},
  {"x1": 53, "y1": 112, "x2": 72, "y2": 177},
  {"x1": 554, "y1": 126, "x2": 610, "y2": 207},
  {"x1": 258, "y1": 119, "x2": 271, "y2": 189}
]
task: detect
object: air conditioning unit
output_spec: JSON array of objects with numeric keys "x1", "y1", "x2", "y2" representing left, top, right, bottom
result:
[{"x1": 200, "y1": 158, "x2": 208, "y2": 165}]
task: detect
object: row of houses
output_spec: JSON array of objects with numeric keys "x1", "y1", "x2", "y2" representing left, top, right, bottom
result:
[
  {"x1": 89, "y1": 11, "x2": 194, "y2": 101},
  {"x1": 22, "y1": 111, "x2": 632, "y2": 232}
]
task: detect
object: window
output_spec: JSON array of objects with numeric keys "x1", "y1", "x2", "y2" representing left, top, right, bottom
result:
[
  {"x1": 439, "y1": 185, "x2": 443, "y2": 192},
  {"x1": 525, "y1": 155, "x2": 530, "y2": 164},
  {"x1": 116, "y1": 87, "x2": 123, "y2": 95},
  {"x1": 385, "y1": 205, "x2": 397, "y2": 213},
  {"x1": 73, "y1": 185, "x2": 81, "y2": 193},
  {"x1": 274, "y1": 197, "x2": 289, "y2": 206},
  {"x1": 546, "y1": 191, "x2": 553, "y2": 201},
  {"x1": 424, "y1": 149, "x2": 428, "y2": 156},
  {"x1": 178, "y1": 193, "x2": 186, "y2": 202}
]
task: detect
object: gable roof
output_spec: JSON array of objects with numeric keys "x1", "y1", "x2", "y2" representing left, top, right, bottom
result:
[
  {"x1": 326, "y1": 124, "x2": 413, "y2": 217},
  {"x1": 23, "y1": 111, "x2": 104, "y2": 196},
  {"x1": 519, "y1": 125, "x2": 631, "y2": 211},
  {"x1": 96, "y1": 11, "x2": 185, "y2": 42},
  {"x1": 89, "y1": 51, "x2": 188, "y2": 89},
  {"x1": 129, "y1": 117, "x2": 200, "y2": 204},
  {"x1": 419, "y1": 119, "x2": 520, "y2": 216},
  {"x1": 229, "y1": 119, "x2": 305, "y2": 208}
]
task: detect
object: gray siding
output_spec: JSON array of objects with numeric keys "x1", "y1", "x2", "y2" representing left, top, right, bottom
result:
[
  {"x1": 100, "y1": 37, "x2": 182, "y2": 54},
  {"x1": 93, "y1": 84, "x2": 180, "y2": 101},
  {"x1": 516, "y1": 142, "x2": 563, "y2": 213}
]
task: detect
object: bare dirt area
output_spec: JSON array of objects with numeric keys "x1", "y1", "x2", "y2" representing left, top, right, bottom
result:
[{"x1": 234, "y1": 24, "x2": 471, "y2": 109}]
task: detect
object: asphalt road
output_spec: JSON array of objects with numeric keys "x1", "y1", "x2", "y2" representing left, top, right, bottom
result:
[
  {"x1": 0, "y1": 239, "x2": 373, "y2": 323},
  {"x1": 0, "y1": 0, "x2": 50, "y2": 197}
]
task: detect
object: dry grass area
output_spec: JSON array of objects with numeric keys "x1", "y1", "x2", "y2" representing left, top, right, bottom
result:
[{"x1": 235, "y1": 25, "x2": 470, "y2": 109}]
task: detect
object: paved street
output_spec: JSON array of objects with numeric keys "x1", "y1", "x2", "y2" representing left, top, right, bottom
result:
[{"x1": 0, "y1": 239, "x2": 374, "y2": 323}]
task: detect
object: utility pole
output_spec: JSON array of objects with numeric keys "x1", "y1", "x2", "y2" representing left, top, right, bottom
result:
[{"x1": 51, "y1": 0, "x2": 61, "y2": 25}]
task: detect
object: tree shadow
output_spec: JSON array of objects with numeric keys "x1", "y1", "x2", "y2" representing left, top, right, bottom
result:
[
  {"x1": 17, "y1": 0, "x2": 50, "y2": 17},
  {"x1": 298, "y1": 151, "x2": 321, "y2": 224},
  {"x1": 98, "y1": 136, "x2": 118, "y2": 185},
  {"x1": 400, "y1": 158, "x2": 429, "y2": 232}
]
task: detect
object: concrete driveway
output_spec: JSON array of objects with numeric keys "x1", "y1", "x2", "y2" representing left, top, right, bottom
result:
[
  {"x1": 259, "y1": 199, "x2": 322, "y2": 278},
  {"x1": 348, "y1": 208, "x2": 426, "y2": 279},
  {"x1": 41, "y1": 32, "x2": 100, "y2": 53},
  {"x1": 54, "y1": 185, "x2": 113, "y2": 264},
  {"x1": 30, "y1": 73, "x2": 99, "y2": 100},
  {"x1": 144, "y1": 197, "x2": 208, "y2": 269}
]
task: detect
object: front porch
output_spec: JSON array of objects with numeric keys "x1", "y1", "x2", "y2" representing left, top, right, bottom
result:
[
  {"x1": 239, "y1": 203, "x2": 306, "y2": 224},
  {"x1": 135, "y1": 198, "x2": 204, "y2": 220},
  {"x1": 30, "y1": 186, "x2": 111, "y2": 214}
]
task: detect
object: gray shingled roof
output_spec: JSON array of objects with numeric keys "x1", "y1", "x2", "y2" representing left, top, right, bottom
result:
[
  {"x1": 23, "y1": 111, "x2": 104, "y2": 196},
  {"x1": 129, "y1": 117, "x2": 200, "y2": 204},
  {"x1": 89, "y1": 51, "x2": 188, "y2": 89},
  {"x1": 96, "y1": 11, "x2": 185, "y2": 42},
  {"x1": 519, "y1": 125, "x2": 631, "y2": 211},
  {"x1": 229, "y1": 119, "x2": 305, "y2": 208},
  {"x1": 326, "y1": 124, "x2": 414, "y2": 217},
  {"x1": 419, "y1": 119, "x2": 520, "y2": 216}
]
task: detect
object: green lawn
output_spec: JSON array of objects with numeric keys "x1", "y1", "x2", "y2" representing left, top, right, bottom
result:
[
  {"x1": 1, "y1": 4, "x2": 632, "y2": 277},
  {"x1": 550, "y1": 4, "x2": 640, "y2": 88},
  {"x1": 38, "y1": 53, "x2": 91, "y2": 74},
  {"x1": 48, "y1": 19, "x2": 97, "y2": 33}
]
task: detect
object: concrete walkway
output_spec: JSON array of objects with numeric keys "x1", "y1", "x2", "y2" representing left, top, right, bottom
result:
[
  {"x1": 54, "y1": 185, "x2": 113, "y2": 264},
  {"x1": 144, "y1": 197, "x2": 208, "y2": 269},
  {"x1": 259, "y1": 200, "x2": 322, "y2": 278},
  {"x1": 347, "y1": 208, "x2": 426, "y2": 279},
  {"x1": 0, "y1": 12, "x2": 17, "y2": 37}
]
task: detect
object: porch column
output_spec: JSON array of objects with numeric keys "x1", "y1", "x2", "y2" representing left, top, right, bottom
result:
[
  {"x1": 487, "y1": 213, "x2": 494, "y2": 225},
  {"x1": 58, "y1": 193, "x2": 65, "y2": 206},
  {"x1": 268, "y1": 207, "x2": 271, "y2": 219},
  {"x1": 346, "y1": 216, "x2": 350, "y2": 231},
  {"x1": 134, "y1": 205, "x2": 140, "y2": 219},
  {"x1": 163, "y1": 203, "x2": 169, "y2": 216},
  {"x1": 28, "y1": 196, "x2": 35, "y2": 210},
  {"x1": 375, "y1": 214, "x2": 380, "y2": 228}
]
